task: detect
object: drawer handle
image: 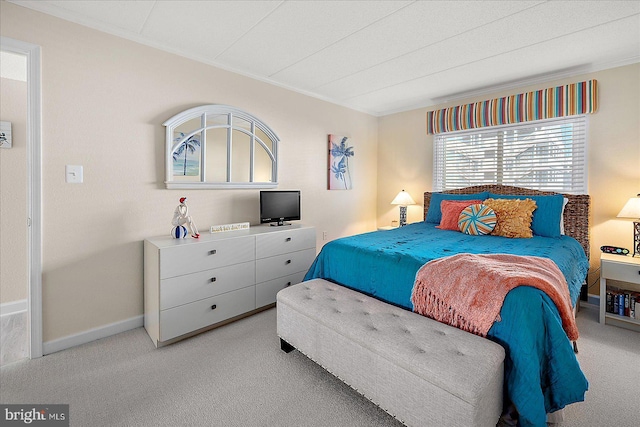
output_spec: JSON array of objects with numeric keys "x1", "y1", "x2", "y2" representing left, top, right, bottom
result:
[
  {"x1": 286, "y1": 281, "x2": 292, "y2": 287},
  {"x1": 285, "y1": 237, "x2": 292, "y2": 242},
  {"x1": 210, "y1": 277, "x2": 217, "y2": 283},
  {"x1": 211, "y1": 304, "x2": 217, "y2": 310},
  {"x1": 209, "y1": 249, "x2": 217, "y2": 255},
  {"x1": 285, "y1": 259, "x2": 292, "y2": 265}
]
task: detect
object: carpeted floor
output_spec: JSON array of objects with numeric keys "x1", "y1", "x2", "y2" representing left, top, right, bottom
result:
[
  {"x1": 559, "y1": 305, "x2": 639, "y2": 427},
  {"x1": 0, "y1": 304, "x2": 638, "y2": 426}
]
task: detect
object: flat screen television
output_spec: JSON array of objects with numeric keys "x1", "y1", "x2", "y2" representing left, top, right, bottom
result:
[{"x1": 260, "y1": 190, "x2": 301, "y2": 226}]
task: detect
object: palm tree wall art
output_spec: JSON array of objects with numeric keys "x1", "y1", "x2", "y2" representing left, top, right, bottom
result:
[
  {"x1": 328, "y1": 134, "x2": 354, "y2": 190},
  {"x1": 172, "y1": 132, "x2": 201, "y2": 176}
]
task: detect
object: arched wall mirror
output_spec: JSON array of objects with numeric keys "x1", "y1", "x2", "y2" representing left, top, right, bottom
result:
[{"x1": 164, "y1": 105, "x2": 279, "y2": 189}]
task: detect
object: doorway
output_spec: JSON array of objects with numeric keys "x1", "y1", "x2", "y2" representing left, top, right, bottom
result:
[
  {"x1": 0, "y1": 36, "x2": 42, "y2": 361},
  {"x1": 0, "y1": 49, "x2": 28, "y2": 364}
]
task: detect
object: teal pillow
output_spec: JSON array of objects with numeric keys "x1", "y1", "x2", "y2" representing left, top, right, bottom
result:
[
  {"x1": 487, "y1": 193, "x2": 565, "y2": 237},
  {"x1": 425, "y1": 192, "x2": 489, "y2": 224}
]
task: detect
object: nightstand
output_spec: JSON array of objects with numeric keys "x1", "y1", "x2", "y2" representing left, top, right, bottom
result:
[{"x1": 599, "y1": 253, "x2": 640, "y2": 331}]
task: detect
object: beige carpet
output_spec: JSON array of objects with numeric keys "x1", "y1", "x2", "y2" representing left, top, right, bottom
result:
[
  {"x1": 0, "y1": 304, "x2": 638, "y2": 426},
  {"x1": 560, "y1": 305, "x2": 639, "y2": 427}
]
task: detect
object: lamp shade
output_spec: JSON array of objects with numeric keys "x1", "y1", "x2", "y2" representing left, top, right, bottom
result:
[
  {"x1": 617, "y1": 194, "x2": 640, "y2": 219},
  {"x1": 391, "y1": 190, "x2": 416, "y2": 206}
]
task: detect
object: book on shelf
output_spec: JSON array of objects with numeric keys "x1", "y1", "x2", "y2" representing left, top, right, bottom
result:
[{"x1": 605, "y1": 289, "x2": 638, "y2": 319}]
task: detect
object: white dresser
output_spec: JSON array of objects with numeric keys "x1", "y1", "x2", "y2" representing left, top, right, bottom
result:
[{"x1": 144, "y1": 224, "x2": 316, "y2": 347}]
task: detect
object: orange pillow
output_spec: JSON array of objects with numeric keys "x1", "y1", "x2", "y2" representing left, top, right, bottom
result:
[
  {"x1": 436, "y1": 200, "x2": 482, "y2": 231},
  {"x1": 483, "y1": 198, "x2": 537, "y2": 238}
]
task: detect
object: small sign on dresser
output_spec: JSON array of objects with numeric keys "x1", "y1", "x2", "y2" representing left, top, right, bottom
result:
[{"x1": 210, "y1": 222, "x2": 250, "y2": 233}]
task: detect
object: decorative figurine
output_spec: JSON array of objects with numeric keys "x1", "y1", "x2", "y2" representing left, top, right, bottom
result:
[{"x1": 171, "y1": 197, "x2": 200, "y2": 239}]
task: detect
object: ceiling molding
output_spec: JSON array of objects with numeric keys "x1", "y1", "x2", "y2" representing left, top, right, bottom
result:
[
  {"x1": 430, "y1": 55, "x2": 640, "y2": 107},
  {"x1": 8, "y1": 0, "x2": 640, "y2": 117}
]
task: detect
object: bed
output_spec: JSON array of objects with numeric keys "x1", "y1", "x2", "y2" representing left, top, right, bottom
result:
[{"x1": 304, "y1": 185, "x2": 590, "y2": 427}]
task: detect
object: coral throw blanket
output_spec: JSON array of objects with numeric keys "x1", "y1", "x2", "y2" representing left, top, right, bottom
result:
[{"x1": 411, "y1": 253, "x2": 579, "y2": 341}]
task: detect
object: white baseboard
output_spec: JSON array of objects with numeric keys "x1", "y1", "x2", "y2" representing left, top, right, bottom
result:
[
  {"x1": 0, "y1": 299, "x2": 27, "y2": 317},
  {"x1": 43, "y1": 315, "x2": 143, "y2": 355}
]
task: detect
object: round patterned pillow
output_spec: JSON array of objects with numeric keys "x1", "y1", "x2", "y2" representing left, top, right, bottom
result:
[{"x1": 458, "y1": 204, "x2": 497, "y2": 235}]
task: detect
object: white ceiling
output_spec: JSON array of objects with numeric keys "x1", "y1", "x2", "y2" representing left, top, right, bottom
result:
[{"x1": 9, "y1": 0, "x2": 640, "y2": 116}]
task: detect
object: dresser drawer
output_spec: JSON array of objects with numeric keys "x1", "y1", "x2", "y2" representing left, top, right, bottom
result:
[
  {"x1": 256, "y1": 248, "x2": 316, "y2": 283},
  {"x1": 159, "y1": 236, "x2": 254, "y2": 279},
  {"x1": 160, "y1": 261, "x2": 255, "y2": 310},
  {"x1": 159, "y1": 286, "x2": 256, "y2": 341},
  {"x1": 256, "y1": 227, "x2": 315, "y2": 259},
  {"x1": 602, "y1": 260, "x2": 640, "y2": 284},
  {"x1": 256, "y1": 271, "x2": 306, "y2": 307}
]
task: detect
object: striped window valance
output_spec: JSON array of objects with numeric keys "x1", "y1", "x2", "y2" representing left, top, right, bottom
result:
[{"x1": 426, "y1": 80, "x2": 597, "y2": 134}]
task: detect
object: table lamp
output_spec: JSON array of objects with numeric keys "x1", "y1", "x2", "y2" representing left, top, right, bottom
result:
[
  {"x1": 391, "y1": 190, "x2": 415, "y2": 227},
  {"x1": 617, "y1": 194, "x2": 640, "y2": 257}
]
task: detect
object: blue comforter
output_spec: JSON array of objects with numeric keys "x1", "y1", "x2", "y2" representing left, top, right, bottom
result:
[{"x1": 304, "y1": 222, "x2": 589, "y2": 427}]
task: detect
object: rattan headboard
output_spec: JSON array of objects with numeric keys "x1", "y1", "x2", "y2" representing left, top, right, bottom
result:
[{"x1": 423, "y1": 185, "x2": 590, "y2": 260}]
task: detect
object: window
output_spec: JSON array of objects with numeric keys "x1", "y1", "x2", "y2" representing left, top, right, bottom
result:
[
  {"x1": 433, "y1": 116, "x2": 587, "y2": 194},
  {"x1": 164, "y1": 105, "x2": 279, "y2": 189}
]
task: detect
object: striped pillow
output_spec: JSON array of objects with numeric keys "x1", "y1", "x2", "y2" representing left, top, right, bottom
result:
[{"x1": 458, "y1": 204, "x2": 497, "y2": 235}]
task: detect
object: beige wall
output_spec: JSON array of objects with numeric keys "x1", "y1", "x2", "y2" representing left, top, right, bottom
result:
[
  {"x1": 0, "y1": 1, "x2": 378, "y2": 342},
  {"x1": 378, "y1": 63, "x2": 640, "y2": 295},
  {"x1": 0, "y1": 76, "x2": 28, "y2": 304}
]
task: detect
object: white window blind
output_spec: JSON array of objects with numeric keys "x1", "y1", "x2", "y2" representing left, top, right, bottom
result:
[{"x1": 433, "y1": 116, "x2": 587, "y2": 194}]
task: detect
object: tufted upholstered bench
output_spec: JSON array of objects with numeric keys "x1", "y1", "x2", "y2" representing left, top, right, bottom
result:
[{"x1": 277, "y1": 278, "x2": 505, "y2": 427}]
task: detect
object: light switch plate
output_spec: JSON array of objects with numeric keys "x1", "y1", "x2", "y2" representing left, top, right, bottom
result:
[{"x1": 65, "y1": 165, "x2": 83, "y2": 183}]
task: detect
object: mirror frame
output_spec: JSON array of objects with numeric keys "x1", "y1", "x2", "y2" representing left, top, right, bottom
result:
[{"x1": 164, "y1": 104, "x2": 279, "y2": 189}]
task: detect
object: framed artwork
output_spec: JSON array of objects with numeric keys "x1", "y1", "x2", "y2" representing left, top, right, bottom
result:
[
  {"x1": 0, "y1": 121, "x2": 12, "y2": 149},
  {"x1": 172, "y1": 132, "x2": 201, "y2": 177},
  {"x1": 328, "y1": 134, "x2": 354, "y2": 190}
]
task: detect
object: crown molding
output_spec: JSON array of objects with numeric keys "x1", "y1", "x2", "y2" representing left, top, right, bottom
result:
[
  {"x1": 430, "y1": 56, "x2": 640, "y2": 106},
  {"x1": 8, "y1": 1, "x2": 640, "y2": 118}
]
